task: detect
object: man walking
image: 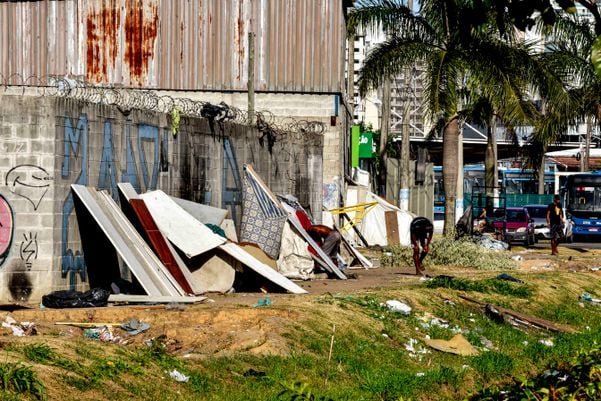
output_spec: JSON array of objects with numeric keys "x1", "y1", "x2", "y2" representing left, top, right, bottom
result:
[
  {"x1": 410, "y1": 216, "x2": 434, "y2": 276},
  {"x1": 547, "y1": 194, "x2": 565, "y2": 256}
]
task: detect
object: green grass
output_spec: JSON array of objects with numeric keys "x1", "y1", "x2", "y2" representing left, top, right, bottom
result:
[
  {"x1": 0, "y1": 362, "x2": 46, "y2": 400},
  {"x1": 425, "y1": 275, "x2": 532, "y2": 298}
]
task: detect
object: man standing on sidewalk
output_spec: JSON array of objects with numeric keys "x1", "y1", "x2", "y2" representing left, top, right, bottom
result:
[{"x1": 547, "y1": 194, "x2": 565, "y2": 256}]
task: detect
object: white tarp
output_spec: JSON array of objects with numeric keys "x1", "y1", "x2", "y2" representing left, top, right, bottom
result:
[
  {"x1": 276, "y1": 221, "x2": 315, "y2": 280},
  {"x1": 356, "y1": 191, "x2": 415, "y2": 247}
]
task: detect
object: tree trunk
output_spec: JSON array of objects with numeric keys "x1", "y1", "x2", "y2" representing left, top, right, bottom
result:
[
  {"x1": 485, "y1": 118, "x2": 497, "y2": 211},
  {"x1": 443, "y1": 117, "x2": 460, "y2": 236}
]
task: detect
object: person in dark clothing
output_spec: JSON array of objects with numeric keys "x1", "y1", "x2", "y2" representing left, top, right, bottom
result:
[
  {"x1": 547, "y1": 194, "x2": 565, "y2": 256},
  {"x1": 410, "y1": 217, "x2": 434, "y2": 275}
]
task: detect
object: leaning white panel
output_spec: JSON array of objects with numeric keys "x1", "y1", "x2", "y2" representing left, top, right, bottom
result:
[
  {"x1": 71, "y1": 185, "x2": 183, "y2": 297},
  {"x1": 139, "y1": 190, "x2": 226, "y2": 258},
  {"x1": 218, "y1": 242, "x2": 307, "y2": 294}
]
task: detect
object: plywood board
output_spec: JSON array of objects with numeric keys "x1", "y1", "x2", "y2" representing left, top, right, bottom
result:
[
  {"x1": 118, "y1": 183, "x2": 223, "y2": 296},
  {"x1": 129, "y1": 199, "x2": 195, "y2": 295},
  {"x1": 140, "y1": 190, "x2": 226, "y2": 258},
  {"x1": 71, "y1": 185, "x2": 182, "y2": 297},
  {"x1": 385, "y1": 211, "x2": 400, "y2": 246}
]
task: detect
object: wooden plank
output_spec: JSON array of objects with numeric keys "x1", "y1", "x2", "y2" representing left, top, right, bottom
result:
[
  {"x1": 385, "y1": 211, "x2": 400, "y2": 246},
  {"x1": 459, "y1": 294, "x2": 575, "y2": 333},
  {"x1": 140, "y1": 190, "x2": 226, "y2": 258},
  {"x1": 108, "y1": 294, "x2": 208, "y2": 304},
  {"x1": 70, "y1": 185, "x2": 178, "y2": 297},
  {"x1": 129, "y1": 199, "x2": 195, "y2": 295}
]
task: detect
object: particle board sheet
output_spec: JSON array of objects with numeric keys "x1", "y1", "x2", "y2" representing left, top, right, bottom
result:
[
  {"x1": 170, "y1": 196, "x2": 228, "y2": 225},
  {"x1": 385, "y1": 211, "x2": 400, "y2": 246},
  {"x1": 139, "y1": 190, "x2": 226, "y2": 258},
  {"x1": 218, "y1": 242, "x2": 307, "y2": 294},
  {"x1": 129, "y1": 199, "x2": 195, "y2": 295},
  {"x1": 96, "y1": 190, "x2": 186, "y2": 296},
  {"x1": 70, "y1": 185, "x2": 183, "y2": 297},
  {"x1": 117, "y1": 183, "x2": 208, "y2": 296}
]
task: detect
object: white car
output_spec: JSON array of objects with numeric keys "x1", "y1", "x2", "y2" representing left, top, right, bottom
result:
[{"x1": 524, "y1": 204, "x2": 574, "y2": 243}]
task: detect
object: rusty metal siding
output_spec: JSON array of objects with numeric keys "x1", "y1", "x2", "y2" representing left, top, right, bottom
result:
[{"x1": 0, "y1": 0, "x2": 345, "y2": 93}]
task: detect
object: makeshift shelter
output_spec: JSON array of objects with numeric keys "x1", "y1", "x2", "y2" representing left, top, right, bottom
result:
[
  {"x1": 71, "y1": 185, "x2": 188, "y2": 298},
  {"x1": 345, "y1": 186, "x2": 414, "y2": 247},
  {"x1": 118, "y1": 184, "x2": 307, "y2": 295}
]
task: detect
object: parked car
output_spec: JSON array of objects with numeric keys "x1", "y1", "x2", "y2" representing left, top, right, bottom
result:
[
  {"x1": 524, "y1": 204, "x2": 574, "y2": 243},
  {"x1": 492, "y1": 207, "x2": 536, "y2": 246}
]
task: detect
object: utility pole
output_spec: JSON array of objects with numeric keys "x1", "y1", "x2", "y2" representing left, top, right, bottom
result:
[
  {"x1": 379, "y1": 76, "x2": 391, "y2": 196},
  {"x1": 583, "y1": 114, "x2": 592, "y2": 172},
  {"x1": 399, "y1": 0, "x2": 413, "y2": 211}
]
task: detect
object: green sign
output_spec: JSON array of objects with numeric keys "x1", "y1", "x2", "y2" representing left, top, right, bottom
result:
[{"x1": 359, "y1": 132, "x2": 373, "y2": 158}]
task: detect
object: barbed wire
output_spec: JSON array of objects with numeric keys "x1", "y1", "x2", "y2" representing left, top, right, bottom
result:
[{"x1": 0, "y1": 74, "x2": 326, "y2": 139}]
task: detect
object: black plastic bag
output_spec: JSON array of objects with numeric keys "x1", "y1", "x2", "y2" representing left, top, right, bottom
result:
[{"x1": 41, "y1": 288, "x2": 110, "y2": 308}]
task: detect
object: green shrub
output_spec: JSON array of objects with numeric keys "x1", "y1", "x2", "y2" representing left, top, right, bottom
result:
[{"x1": 382, "y1": 237, "x2": 516, "y2": 270}]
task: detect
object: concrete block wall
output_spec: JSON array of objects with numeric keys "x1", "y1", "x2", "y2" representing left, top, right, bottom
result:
[{"x1": 0, "y1": 93, "x2": 327, "y2": 303}]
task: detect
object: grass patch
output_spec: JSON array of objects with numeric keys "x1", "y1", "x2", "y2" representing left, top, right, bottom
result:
[
  {"x1": 425, "y1": 275, "x2": 532, "y2": 298},
  {"x1": 382, "y1": 237, "x2": 517, "y2": 270},
  {"x1": 0, "y1": 362, "x2": 46, "y2": 400}
]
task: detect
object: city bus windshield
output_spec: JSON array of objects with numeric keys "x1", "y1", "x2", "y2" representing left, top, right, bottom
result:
[{"x1": 566, "y1": 175, "x2": 601, "y2": 214}]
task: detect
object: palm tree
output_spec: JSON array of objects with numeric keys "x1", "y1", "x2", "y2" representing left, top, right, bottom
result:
[
  {"x1": 348, "y1": 0, "x2": 553, "y2": 235},
  {"x1": 529, "y1": 13, "x2": 601, "y2": 173}
]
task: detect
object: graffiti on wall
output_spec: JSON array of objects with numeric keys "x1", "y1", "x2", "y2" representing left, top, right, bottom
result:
[
  {"x1": 19, "y1": 232, "x2": 38, "y2": 271},
  {"x1": 61, "y1": 114, "x2": 165, "y2": 288},
  {"x1": 4, "y1": 165, "x2": 52, "y2": 210},
  {"x1": 0, "y1": 194, "x2": 14, "y2": 266}
]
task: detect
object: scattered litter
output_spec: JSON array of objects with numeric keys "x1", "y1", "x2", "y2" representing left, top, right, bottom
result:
[
  {"x1": 404, "y1": 338, "x2": 430, "y2": 360},
  {"x1": 424, "y1": 334, "x2": 479, "y2": 356},
  {"x1": 539, "y1": 338, "x2": 554, "y2": 347},
  {"x1": 443, "y1": 299, "x2": 456, "y2": 306},
  {"x1": 383, "y1": 300, "x2": 412, "y2": 315},
  {"x1": 2, "y1": 316, "x2": 36, "y2": 336},
  {"x1": 591, "y1": 266, "x2": 601, "y2": 272},
  {"x1": 479, "y1": 336, "x2": 495, "y2": 350},
  {"x1": 522, "y1": 340, "x2": 529, "y2": 346},
  {"x1": 243, "y1": 369, "x2": 266, "y2": 377},
  {"x1": 479, "y1": 236, "x2": 509, "y2": 251},
  {"x1": 580, "y1": 293, "x2": 601, "y2": 304},
  {"x1": 415, "y1": 372, "x2": 425, "y2": 377},
  {"x1": 496, "y1": 273, "x2": 524, "y2": 283},
  {"x1": 83, "y1": 326, "x2": 121, "y2": 343},
  {"x1": 169, "y1": 369, "x2": 189, "y2": 383},
  {"x1": 253, "y1": 298, "x2": 272, "y2": 307},
  {"x1": 120, "y1": 319, "x2": 151, "y2": 336},
  {"x1": 511, "y1": 255, "x2": 523, "y2": 261}
]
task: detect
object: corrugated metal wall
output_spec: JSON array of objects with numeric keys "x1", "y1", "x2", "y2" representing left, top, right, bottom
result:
[{"x1": 0, "y1": 0, "x2": 345, "y2": 93}]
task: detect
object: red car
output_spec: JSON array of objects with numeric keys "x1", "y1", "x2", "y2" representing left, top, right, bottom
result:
[{"x1": 492, "y1": 207, "x2": 536, "y2": 246}]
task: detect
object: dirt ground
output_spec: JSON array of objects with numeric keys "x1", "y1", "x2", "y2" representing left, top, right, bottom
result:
[{"x1": 2, "y1": 244, "x2": 600, "y2": 359}]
